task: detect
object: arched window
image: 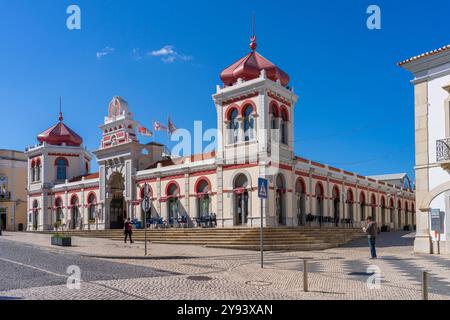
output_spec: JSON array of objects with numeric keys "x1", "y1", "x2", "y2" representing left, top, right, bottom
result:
[
  {"x1": 55, "y1": 197, "x2": 63, "y2": 222},
  {"x1": 166, "y1": 182, "x2": 180, "y2": 222},
  {"x1": 280, "y1": 108, "x2": 289, "y2": 145},
  {"x1": 405, "y1": 201, "x2": 409, "y2": 226},
  {"x1": 228, "y1": 109, "x2": 239, "y2": 144},
  {"x1": 360, "y1": 192, "x2": 366, "y2": 221},
  {"x1": 88, "y1": 193, "x2": 97, "y2": 221},
  {"x1": 347, "y1": 189, "x2": 354, "y2": 222},
  {"x1": 270, "y1": 103, "x2": 279, "y2": 130},
  {"x1": 381, "y1": 197, "x2": 386, "y2": 226},
  {"x1": 276, "y1": 174, "x2": 286, "y2": 225},
  {"x1": 332, "y1": 186, "x2": 340, "y2": 223},
  {"x1": 269, "y1": 102, "x2": 280, "y2": 142},
  {"x1": 315, "y1": 183, "x2": 324, "y2": 217},
  {"x1": 389, "y1": 198, "x2": 395, "y2": 226},
  {"x1": 37, "y1": 159, "x2": 42, "y2": 181},
  {"x1": 371, "y1": 195, "x2": 377, "y2": 220},
  {"x1": 243, "y1": 105, "x2": 255, "y2": 141},
  {"x1": 32, "y1": 200, "x2": 39, "y2": 230},
  {"x1": 70, "y1": 195, "x2": 79, "y2": 230},
  {"x1": 55, "y1": 158, "x2": 68, "y2": 181},
  {"x1": 196, "y1": 179, "x2": 211, "y2": 218},
  {"x1": 30, "y1": 160, "x2": 36, "y2": 182},
  {"x1": 233, "y1": 173, "x2": 249, "y2": 225},
  {"x1": 295, "y1": 178, "x2": 306, "y2": 226}
]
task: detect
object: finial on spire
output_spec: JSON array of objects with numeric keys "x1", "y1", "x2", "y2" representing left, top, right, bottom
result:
[
  {"x1": 250, "y1": 12, "x2": 257, "y2": 51},
  {"x1": 58, "y1": 97, "x2": 63, "y2": 122}
]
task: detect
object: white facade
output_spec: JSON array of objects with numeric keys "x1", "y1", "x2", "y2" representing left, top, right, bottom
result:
[{"x1": 400, "y1": 45, "x2": 450, "y2": 254}]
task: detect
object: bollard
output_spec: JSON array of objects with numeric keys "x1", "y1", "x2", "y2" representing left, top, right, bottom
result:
[
  {"x1": 303, "y1": 259, "x2": 309, "y2": 292},
  {"x1": 422, "y1": 271, "x2": 428, "y2": 300}
]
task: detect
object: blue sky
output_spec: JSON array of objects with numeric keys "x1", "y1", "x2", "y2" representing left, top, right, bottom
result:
[{"x1": 0, "y1": 0, "x2": 448, "y2": 180}]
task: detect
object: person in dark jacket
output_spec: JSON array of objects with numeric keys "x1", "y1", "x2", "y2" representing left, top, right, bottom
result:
[
  {"x1": 124, "y1": 218, "x2": 134, "y2": 244},
  {"x1": 363, "y1": 216, "x2": 378, "y2": 259}
]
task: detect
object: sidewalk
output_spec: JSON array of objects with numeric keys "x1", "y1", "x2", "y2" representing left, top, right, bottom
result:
[{"x1": 0, "y1": 232, "x2": 255, "y2": 259}]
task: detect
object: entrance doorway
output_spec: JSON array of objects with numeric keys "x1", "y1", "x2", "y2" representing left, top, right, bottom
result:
[
  {"x1": 276, "y1": 174, "x2": 286, "y2": 225},
  {"x1": 235, "y1": 191, "x2": 249, "y2": 225},
  {"x1": 110, "y1": 193, "x2": 125, "y2": 229},
  {"x1": 108, "y1": 172, "x2": 126, "y2": 229},
  {"x1": 72, "y1": 207, "x2": 80, "y2": 230},
  {"x1": 32, "y1": 200, "x2": 39, "y2": 231},
  {"x1": 332, "y1": 187, "x2": 340, "y2": 226},
  {"x1": 233, "y1": 173, "x2": 249, "y2": 226}
]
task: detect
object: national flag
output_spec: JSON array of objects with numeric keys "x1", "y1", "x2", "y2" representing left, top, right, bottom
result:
[
  {"x1": 137, "y1": 126, "x2": 153, "y2": 137},
  {"x1": 153, "y1": 121, "x2": 168, "y2": 132},
  {"x1": 168, "y1": 116, "x2": 177, "y2": 135}
]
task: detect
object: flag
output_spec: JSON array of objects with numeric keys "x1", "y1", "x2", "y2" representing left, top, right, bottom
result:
[
  {"x1": 153, "y1": 121, "x2": 168, "y2": 132},
  {"x1": 168, "y1": 116, "x2": 177, "y2": 135},
  {"x1": 137, "y1": 126, "x2": 153, "y2": 137}
]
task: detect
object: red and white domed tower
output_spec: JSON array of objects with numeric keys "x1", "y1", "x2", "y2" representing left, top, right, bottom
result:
[
  {"x1": 220, "y1": 36, "x2": 290, "y2": 87},
  {"x1": 25, "y1": 109, "x2": 93, "y2": 230},
  {"x1": 213, "y1": 33, "x2": 298, "y2": 166},
  {"x1": 37, "y1": 111, "x2": 83, "y2": 147}
]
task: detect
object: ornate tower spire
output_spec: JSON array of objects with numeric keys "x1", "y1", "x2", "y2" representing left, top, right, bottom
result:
[
  {"x1": 58, "y1": 97, "x2": 63, "y2": 122},
  {"x1": 250, "y1": 13, "x2": 257, "y2": 51}
]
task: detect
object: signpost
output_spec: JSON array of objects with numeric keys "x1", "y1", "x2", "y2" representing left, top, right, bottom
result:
[
  {"x1": 430, "y1": 209, "x2": 442, "y2": 255},
  {"x1": 142, "y1": 183, "x2": 151, "y2": 256},
  {"x1": 258, "y1": 177, "x2": 268, "y2": 269}
]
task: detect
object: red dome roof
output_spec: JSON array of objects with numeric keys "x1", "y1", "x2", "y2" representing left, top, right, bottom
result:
[
  {"x1": 220, "y1": 37, "x2": 290, "y2": 87},
  {"x1": 37, "y1": 113, "x2": 83, "y2": 147}
]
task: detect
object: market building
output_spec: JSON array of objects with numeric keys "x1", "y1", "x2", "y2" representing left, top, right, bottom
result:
[{"x1": 26, "y1": 37, "x2": 416, "y2": 232}]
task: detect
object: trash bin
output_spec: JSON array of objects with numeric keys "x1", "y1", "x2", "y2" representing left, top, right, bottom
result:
[{"x1": 18, "y1": 223, "x2": 24, "y2": 231}]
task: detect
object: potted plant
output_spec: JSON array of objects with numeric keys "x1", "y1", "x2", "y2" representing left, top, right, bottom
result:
[{"x1": 51, "y1": 221, "x2": 72, "y2": 247}]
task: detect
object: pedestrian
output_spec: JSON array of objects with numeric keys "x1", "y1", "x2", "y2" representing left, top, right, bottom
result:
[
  {"x1": 124, "y1": 218, "x2": 134, "y2": 244},
  {"x1": 363, "y1": 216, "x2": 378, "y2": 259}
]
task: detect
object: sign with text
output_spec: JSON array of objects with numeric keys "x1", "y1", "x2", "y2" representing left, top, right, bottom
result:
[{"x1": 430, "y1": 209, "x2": 443, "y2": 233}]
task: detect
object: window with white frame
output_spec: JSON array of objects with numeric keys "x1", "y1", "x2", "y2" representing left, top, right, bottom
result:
[
  {"x1": 243, "y1": 105, "x2": 255, "y2": 141},
  {"x1": 228, "y1": 109, "x2": 239, "y2": 144}
]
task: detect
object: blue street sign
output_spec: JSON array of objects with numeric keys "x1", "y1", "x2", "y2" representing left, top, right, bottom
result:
[{"x1": 258, "y1": 178, "x2": 268, "y2": 199}]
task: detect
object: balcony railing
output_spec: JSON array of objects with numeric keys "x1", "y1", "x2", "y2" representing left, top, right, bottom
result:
[
  {"x1": 0, "y1": 191, "x2": 11, "y2": 201},
  {"x1": 437, "y1": 138, "x2": 450, "y2": 163}
]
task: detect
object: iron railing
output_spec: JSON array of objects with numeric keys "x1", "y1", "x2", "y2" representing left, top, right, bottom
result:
[{"x1": 437, "y1": 138, "x2": 450, "y2": 162}]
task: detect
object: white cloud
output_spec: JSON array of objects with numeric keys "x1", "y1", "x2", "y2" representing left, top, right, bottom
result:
[
  {"x1": 149, "y1": 45, "x2": 192, "y2": 64},
  {"x1": 131, "y1": 48, "x2": 143, "y2": 61},
  {"x1": 96, "y1": 47, "x2": 114, "y2": 59},
  {"x1": 150, "y1": 45, "x2": 175, "y2": 57}
]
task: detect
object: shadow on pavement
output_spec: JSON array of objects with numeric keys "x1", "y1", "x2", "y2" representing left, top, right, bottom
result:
[
  {"x1": 342, "y1": 231, "x2": 415, "y2": 248},
  {"x1": 0, "y1": 296, "x2": 23, "y2": 300}
]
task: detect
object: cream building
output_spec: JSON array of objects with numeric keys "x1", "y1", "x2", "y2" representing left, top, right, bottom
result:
[
  {"x1": 400, "y1": 44, "x2": 450, "y2": 254},
  {"x1": 0, "y1": 150, "x2": 27, "y2": 231},
  {"x1": 26, "y1": 37, "x2": 415, "y2": 232}
]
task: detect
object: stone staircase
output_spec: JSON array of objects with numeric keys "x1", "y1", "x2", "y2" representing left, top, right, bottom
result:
[{"x1": 39, "y1": 227, "x2": 365, "y2": 251}]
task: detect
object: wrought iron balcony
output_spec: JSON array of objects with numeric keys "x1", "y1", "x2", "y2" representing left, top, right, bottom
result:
[{"x1": 437, "y1": 138, "x2": 450, "y2": 166}]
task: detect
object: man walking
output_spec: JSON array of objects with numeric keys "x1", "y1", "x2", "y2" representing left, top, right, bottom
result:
[
  {"x1": 363, "y1": 216, "x2": 378, "y2": 259},
  {"x1": 124, "y1": 218, "x2": 134, "y2": 244}
]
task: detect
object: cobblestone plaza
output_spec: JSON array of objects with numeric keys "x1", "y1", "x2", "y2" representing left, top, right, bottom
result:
[{"x1": 0, "y1": 231, "x2": 449, "y2": 300}]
